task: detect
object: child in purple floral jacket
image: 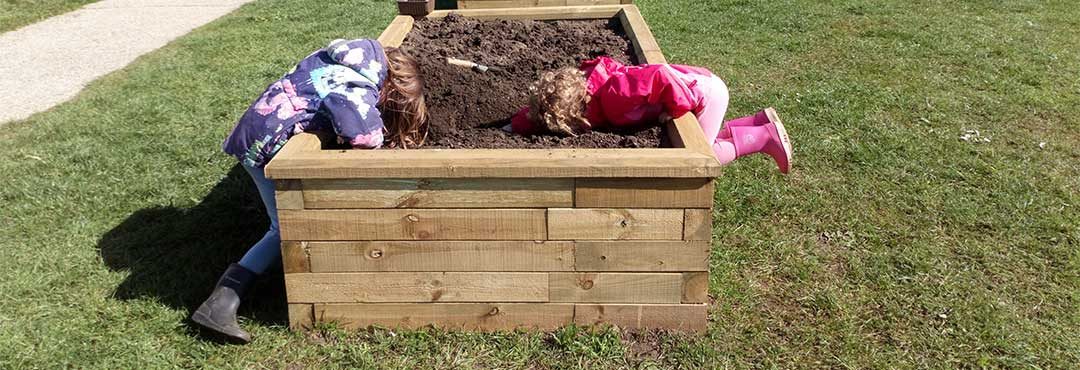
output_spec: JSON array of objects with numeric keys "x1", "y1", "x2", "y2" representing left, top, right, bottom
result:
[{"x1": 195, "y1": 39, "x2": 427, "y2": 344}]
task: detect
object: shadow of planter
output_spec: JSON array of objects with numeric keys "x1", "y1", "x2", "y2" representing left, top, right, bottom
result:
[{"x1": 97, "y1": 165, "x2": 288, "y2": 327}]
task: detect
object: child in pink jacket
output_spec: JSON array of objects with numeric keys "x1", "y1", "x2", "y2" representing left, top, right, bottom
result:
[{"x1": 509, "y1": 56, "x2": 792, "y2": 173}]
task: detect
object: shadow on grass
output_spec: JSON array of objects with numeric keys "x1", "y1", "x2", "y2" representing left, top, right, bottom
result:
[{"x1": 96, "y1": 164, "x2": 288, "y2": 327}]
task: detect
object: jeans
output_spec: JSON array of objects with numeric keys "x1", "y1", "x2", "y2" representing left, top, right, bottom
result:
[{"x1": 238, "y1": 164, "x2": 280, "y2": 274}]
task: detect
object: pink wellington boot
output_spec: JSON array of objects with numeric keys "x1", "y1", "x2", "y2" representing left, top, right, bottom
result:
[
  {"x1": 717, "y1": 107, "x2": 784, "y2": 142},
  {"x1": 722, "y1": 108, "x2": 771, "y2": 128},
  {"x1": 723, "y1": 119, "x2": 793, "y2": 174}
]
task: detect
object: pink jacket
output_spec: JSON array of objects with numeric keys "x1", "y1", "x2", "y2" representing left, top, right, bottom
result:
[{"x1": 511, "y1": 56, "x2": 714, "y2": 135}]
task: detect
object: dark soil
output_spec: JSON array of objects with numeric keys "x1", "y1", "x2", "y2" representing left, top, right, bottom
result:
[{"x1": 401, "y1": 13, "x2": 663, "y2": 149}]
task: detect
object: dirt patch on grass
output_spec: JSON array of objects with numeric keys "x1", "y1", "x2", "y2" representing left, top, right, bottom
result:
[{"x1": 401, "y1": 13, "x2": 663, "y2": 149}]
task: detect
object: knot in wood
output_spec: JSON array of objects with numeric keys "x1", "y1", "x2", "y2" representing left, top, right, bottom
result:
[
  {"x1": 580, "y1": 280, "x2": 594, "y2": 290},
  {"x1": 488, "y1": 307, "x2": 500, "y2": 316},
  {"x1": 406, "y1": 214, "x2": 420, "y2": 222},
  {"x1": 368, "y1": 249, "x2": 383, "y2": 259},
  {"x1": 619, "y1": 219, "x2": 629, "y2": 228},
  {"x1": 599, "y1": 255, "x2": 607, "y2": 261}
]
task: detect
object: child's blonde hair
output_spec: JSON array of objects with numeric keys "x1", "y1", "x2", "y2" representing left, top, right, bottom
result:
[
  {"x1": 528, "y1": 67, "x2": 590, "y2": 136},
  {"x1": 381, "y1": 47, "x2": 428, "y2": 148}
]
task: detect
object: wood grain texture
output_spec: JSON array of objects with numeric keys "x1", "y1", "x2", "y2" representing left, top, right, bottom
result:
[
  {"x1": 574, "y1": 241, "x2": 709, "y2": 272},
  {"x1": 641, "y1": 50, "x2": 667, "y2": 64},
  {"x1": 281, "y1": 241, "x2": 310, "y2": 273},
  {"x1": 274, "y1": 179, "x2": 304, "y2": 210},
  {"x1": 575, "y1": 178, "x2": 713, "y2": 208},
  {"x1": 458, "y1": 0, "x2": 621, "y2": 9},
  {"x1": 263, "y1": 132, "x2": 324, "y2": 180},
  {"x1": 278, "y1": 209, "x2": 547, "y2": 241},
  {"x1": 314, "y1": 303, "x2": 574, "y2": 331},
  {"x1": 307, "y1": 241, "x2": 574, "y2": 272},
  {"x1": 302, "y1": 178, "x2": 573, "y2": 208},
  {"x1": 286, "y1": 272, "x2": 549, "y2": 303},
  {"x1": 683, "y1": 209, "x2": 712, "y2": 241},
  {"x1": 549, "y1": 273, "x2": 682, "y2": 303},
  {"x1": 618, "y1": 5, "x2": 660, "y2": 64},
  {"x1": 427, "y1": 5, "x2": 624, "y2": 20},
  {"x1": 276, "y1": 132, "x2": 321, "y2": 155},
  {"x1": 548, "y1": 208, "x2": 684, "y2": 240},
  {"x1": 265, "y1": 148, "x2": 719, "y2": 179},
  {"x1": 574, "y1": 304, "x2": 706, "y2": 331},
  {"x1": 682, "y1": 272, "x2": 709, "y2": 303},
  {"x1": 288, "y1": 304, "x2": 315, "y2": 330},
  {"x1": 378, "y1": 16, "x2": 414, "y2": 47}
]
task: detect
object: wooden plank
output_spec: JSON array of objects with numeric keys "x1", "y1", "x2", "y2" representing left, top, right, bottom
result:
[
  {"x1": 264, "y1": 131, "x2": 333, "y2": 176},
  {"x1": 575, "y1": 178, "x2": 713, "y2": 208},
  {"x1": 574, "y1": 304, "x2": 706, "y2": 332},
  {"x1": 549, "y1": 273, "x2": 682, "y2": 303},
  {"x1": 427, "y1": 5, "x2": 624, "y2": 20},
  {"x1": 267, "y1": 132, "x2": 322, "y2": 169},
  {"x1": 618, "y1": 5, "x2": 661, "y2": 64},
  {"x1": 282, "y1": 132, "x2": 323, "y2": 152},
  {"x1": 683, "y1": 209, "x2": 712, "y2": 241},
  {"x1": 314, "y1": 303, "x2": 574, "y2": 331},
  {"x1": 265, "y1": 148, "x2": 720, "y2": 179},
  {"x1": 274, "y1": 179, "x2": 304, "y2": 210},
  {"x1": 288, "y1": 303, "x2": 315, "y2": 330},
  {"x1": 286, "y1": 272, "x2": 548, "y2": 303},
  {"x1": 548, "y1": 208, "x2": 684, "y2": 240},
  {"x1": 278, "y1": 209, "x2": 547, "y2": 241},
  {"x1": 303, "y1": 178, "x2": 573, "y2": 208},
  {"x1": 307, "y1": 241, "x2": 574, "y2": 272},
  {"x1": 664, "y1": 120, "x2": 686, "y2": 152},
  {"x1": 378, "y1": 16, "x2": 414, "y2": 48},
  {"x1": 281, "y1": 241, "x2": 310, "y2": 273},
  {"x1": 641, "y1": 50, "x2": 667, "y2": 64},
  {"x1": 574, "y1": 241, "x2": 708, "y2": 272},
  {"x1": 668, "y1": 114, "x2": 717, "y2": 159},
  {"x1": 459, "y1": 0, "x2": 622, "y2": 9},
  {"x1": 682, "y1": 272, "x2": 709, "y2": 303}
]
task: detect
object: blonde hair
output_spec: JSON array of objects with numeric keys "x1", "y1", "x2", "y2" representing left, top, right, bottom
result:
[
  {"x1": 527, "y1": 67, "x2": 590, "y2": 136},
  {"x1": 381, "y1": 47, "x2": 429, "y2": 148}
]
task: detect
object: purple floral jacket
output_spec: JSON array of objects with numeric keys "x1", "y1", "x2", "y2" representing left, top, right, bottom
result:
[{"x1": 223, "y1": 39, "x2": 388, "y2": 168}]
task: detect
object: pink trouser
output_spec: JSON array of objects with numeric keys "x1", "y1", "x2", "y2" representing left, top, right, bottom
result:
[{"x1": 687, "y1": 73, "x2": 730, "y2": 146}]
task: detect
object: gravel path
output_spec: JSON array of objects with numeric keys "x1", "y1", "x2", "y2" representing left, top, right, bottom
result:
[{"x1": 0, "y1": 0, "x2": 252, "y2": 124}]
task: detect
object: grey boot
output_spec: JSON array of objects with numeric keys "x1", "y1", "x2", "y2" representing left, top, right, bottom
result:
[{"x1": 191, "y1": 263, "x2": 256, "y2": 344}]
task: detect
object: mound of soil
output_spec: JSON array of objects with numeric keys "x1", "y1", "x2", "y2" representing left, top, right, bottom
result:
[{"x1": 401, "y1": 14, "x2": 663, "y2": 149}]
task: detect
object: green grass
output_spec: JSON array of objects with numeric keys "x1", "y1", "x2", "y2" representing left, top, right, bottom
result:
[
  {"x1": 0, "y1": 0, "x2": 98, "y2": 33},
  {"x1": 1, "y1": 0, "x2": 1077, "y2": 368}
]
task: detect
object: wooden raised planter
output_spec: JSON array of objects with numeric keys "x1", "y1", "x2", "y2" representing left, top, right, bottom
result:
[{"x1": 266, "y1": 4, "x2": 721, "y2": 333}]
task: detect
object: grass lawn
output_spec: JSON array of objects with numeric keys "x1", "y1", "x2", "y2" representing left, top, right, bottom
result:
[
  {"x1": 0, "y1": 0, "x2": 98, "y2": 33},
  {"x1": 1, "y1": 0, "x2": 1077, "y2": 368}
]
